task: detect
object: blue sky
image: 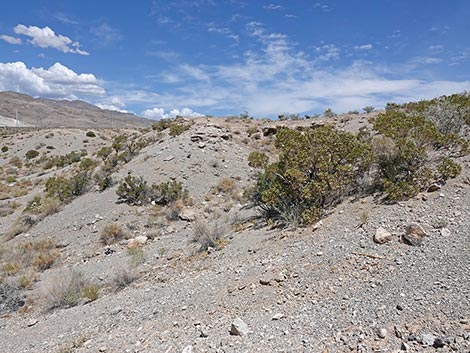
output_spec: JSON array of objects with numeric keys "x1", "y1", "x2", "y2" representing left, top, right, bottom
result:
[{"x1": 1, "y1": 0, "x2": 469, "y2": 119}]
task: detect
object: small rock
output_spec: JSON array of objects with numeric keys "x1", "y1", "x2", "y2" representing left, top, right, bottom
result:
[
  {"x1": 400, "y1": 342, "x2": 410, "y2": 351},
  {"x1": 99, "y1": 347, "x2": 107, "y2": 352},
  {"x1": 427, "y1": 183, "x2": 441, "y2": 192},
  {"x1": 182, "y1": 346, "x2": 193, "y2": 353},
  {"x1": 421, "y1": 333, "x2": 436, "y2": 346},
  {"x1": 179, "y1": 209, "x2": 196, "y2": 222},
  {"x1": 374, "y1": 227, "x2": 393, "y2": 244},
  {"x1": 26, "y1": 319, "x2": 38, "y2": 327},
  {"x1": 230, "y1": 317, "x2": 249, "y2": 336},
  {"x1": 272, "y1": 313, "x2": 285, "y2": 321},
  {"x1": 440, "y1": 228, "x2": 451, "y2": 237},
  {"x1": 163, "y1": 155, "x2": 175, "y2": 162},
  {"x1": 134, "y1": 235, "x2": 148, "y2": 245},
  {"x1": 111, "y1": 306, "x2": 122, "y2": 315},
  {"x1": 259, "y1": 277, "x2": 272, "y2": 286},
  {"x1": 433, "y1": 337, "x2": 445, "y2": 348},
  {"x1": 403, "y1": 224, "x2": 427, "y2": 246},
  {"x1": 378, "y1": 328, "x2": 388, "y2": 339},
  {"x1": 198, "y1": 142, "x2": 206, "y2": 149},
  {"x1": 312, "y1": 220, "x2": 323, "y2": 231}
]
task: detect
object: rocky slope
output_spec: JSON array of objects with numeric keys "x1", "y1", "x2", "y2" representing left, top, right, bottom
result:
[
  {"x1": 0, "y1": 114, "x2": 468, "y2": 353},
  {"x1": 0, "y1": 91, "x2": 153, "y2": 128}
]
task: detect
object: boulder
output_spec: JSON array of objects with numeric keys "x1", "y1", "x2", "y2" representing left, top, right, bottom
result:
[
  {"x1": 230, "y1": 317, "x2": 249, "y2": 336},
  {"x1": 374, "y1": 227, "x2": 392, "y2": 244},
  {"x1": 403, "y1": 224, "x2": 427, "y2": 246}
]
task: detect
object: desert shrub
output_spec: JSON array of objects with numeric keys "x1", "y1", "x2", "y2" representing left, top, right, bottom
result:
[
  {"x1": 250, "y1": 126, "x2": 373, "y2": 226},
  {"x1": 100, "y1": 223, "x2": 126, "y2": 245},
  {"x1": 45, "y1": 173, "x2": 90, "y2": 202},
  {"x1": 169, "y1": 123, "x2": 191, "y2": 137},
  {"x1": 9, "y1": 156, "x2": 22, "y2": 168},
  {"x1": 216, "y1": 178, "x2": 236, "y2": 194},
  {"x1": 113, "y1": 268, "x2": 137, "y2": 290},
  {"x1": 85, "y1": 131, "x2": 96, "y2": 138},
  {"x1": 94, "y1": 166, "x2": 114, "y2": 191},
  {"x1": 5, "y1": 176, "x2": 16, "y2": 183},
  {"x1": 53, "y1": 151, "x2": 82, "y2": 168},
  {"x1": 112, "y1": 135, "x2": 128, "y2": 152},
  {"x1": 127, "y1": 246, "x2": 145, "y2": 267},
  {"x1": 152, "y1": 119, "x2": 172, "y2": 132},
  {"x1": 165, "y1": 199, "x2": 184, "y2": 221},
  {"x1": 43, "y1": 270, "x2": 85, "y2": 310},
  {"x1": 191, "y1": 220, "x2": 227, "y2": 252},
  {"x1": 363, "y1": 106, "x2": 375, "y2": 113},
  {"x1": 79, "y1": 158, "x2": 96, "y2": 171},
  {"x1": 82, "y1": 285, "x2": 99, "y2": 302},
  {"x1": 0, "y1": 201, "x2": 19, "y2": 217},
  {"x1": 18, "y1": 239, "x2": 60, "y2": 272},
  {"x1": 24, "y1": 195, "x2": 42, "y2": 214},
  {"x1": 151, "y1": 180, "x2": 188, "y2": 205},
  {"x1": 25, "y1": 150, "x2": 40, "y2": 160},
  {"x1": 1, "y1": 146, "x2": 8, "y2": 153},
  {"x1": 248, "y1": 151, "x2": 268, "y2": 169},
  {"x1": 372, "y1": 110, "x2": 464, "y2": 201},
  {"x1": 116, "y1": 175, "x2": 149, "y2": 205},
  {"x1": 96, "y1": 146, "x2": 113, "y2": 160},
  {"x1": 323, "y1": 108, "x2": 336, "y2": 118},
  {"x1": 437, "y1": 157, "x2": 461, "y2": 180}
]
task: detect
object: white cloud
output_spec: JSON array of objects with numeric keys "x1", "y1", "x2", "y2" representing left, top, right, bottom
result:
[
  {"x1": 0, "y1": 61, "x2": 105, "y2": 97},
  {"x1": 140, "y1": 23, "x2": 469, "y2": 117},
  {"x1": 263, "y1": 4, "x2": 284, "y2": 10},
  {"x1": 0, "y1": 34, "x2": 22, "y2": 45},
  {"x1": 141, "y1": 107, "x2": 204, "y2": 120},
  {"x1": 354, "y1": 43, "x2": 373, "y2": 50},
  {"x1": 13, "y1": 24, "x2": 89, "y2": 55}
]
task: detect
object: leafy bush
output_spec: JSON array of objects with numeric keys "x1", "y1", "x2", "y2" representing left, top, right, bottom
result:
[
  {"x1": 85, "y1": 131, "x2": 96, "y2": 138},
  {"x1": 151, "y1": 180, "x2": 188, "y2": 205},
  {"x1": 152, "y1": 119, "x2": 172, "y2": 132},
  {"x1": 79, "y1": 158, "x2": 96, "y2": 171},
  {"x1": 323, "y1": 108, "x2": 336, "y2": 118},
  {"x1": 363, "y1": 106, "x2": 375, "y2": 113},
  {"x1": 96, "y1": 146, "x2": 113, "y2": 160},
  {"x1": 1, "y1": 146, "x2": 8, "y2": 153},
  {"x1": 9, "y1": 156, "x2": 22, "y2": 168},
  {"x1": 94, "y1": 166, "x2": 114, "y2": 191},
  {"x1": 45, "y1": 173, "x2": 90, "y2": 202},
  {"x1": 169, "y1": 123, "x2": 191, "y2": 137},
  {"x1": 248, "y1": 151, "x2": 268, "y2": 169},
  {"x1": 250, "y1": 126, "x2": 373, "y2": 226},
  {"x1": 372, "y1": 110, "x2": 465, "y2": 201},
  {"x1": 116, "y1": 175, "x2": 149, "y2": 205},
  {"x1": 437, "y1": 158, "x2": 461, "y2": 180},
  {"x1": 25, "y1": 150, "x2": 40, "y2": 160}
]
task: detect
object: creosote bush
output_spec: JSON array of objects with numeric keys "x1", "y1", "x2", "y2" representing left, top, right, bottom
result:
[
  {"x1": 248, "y1": 151, "x2": 268, "y2": 169},
  {"x1": 250, "y1": 126, "x2": 373, "y2": 226},
  {"x1": 25, "y1": 150, "x2": 40, "y2": 160},
  {"x1": 85, "y1": 131, "x2": 96, "y2": 138},
  {"x1": 100, "y1": 223, "x2": 127, "y2": 245}
]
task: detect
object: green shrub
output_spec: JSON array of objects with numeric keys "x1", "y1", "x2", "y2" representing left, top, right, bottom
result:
[
  {"x1": 85, "y1": 131, "x2": 96, "y2": 138},
  {"x1": 363, "y1": 106, "x2": 375, "y2": 113},
  {"x1": 116, "y1": 175, "x2": 149, "y2": 205},
  {"x1": 152, "y1": 119, "x2": 172, "y2": 132},
  {"x1": 25, "y1": 150, "x2": 40, "y2": 160},
  {"x1": 437, "y1": 158, "x2": 461, "y2": 180},
  {"x1": 169, "y1": 123, "x2": 191, "y2": 137},
  {"x1": 112, "y1": 135, "x2": 128, "y2": 152},
  {"x1": 248, "y1": 151, "x2": 268, "y2": 169},
  {"x1": 79, "y1": 158, "x2": 96, "y2": 171},
  {"x1": 323, "y1": 108, "x2": 336, "y2": 118},
  {"x1": 100, "y1": 223, "x2": 127, "y2": 245},
  {"x1": 1, "y1": 146, "x2": 8, "y2": 153},
  {"x1": 9, "y1": 156, "x2": 22, "y2": 168},
  {"x1": 151, "y1": 180, "x2": 188, "y2": 205},
  {"x1": 45, "y1": 177, "x2": 72, "y2": 202},
  {"x1": 94, "y1": 166, "x2": 114, "y2": 191},
  {"x1": 96, "y1": 146, "x2": 113, "y2": 160},
  {"x1": 250, "y1": 126, "x2": 373, "y2": 226}
]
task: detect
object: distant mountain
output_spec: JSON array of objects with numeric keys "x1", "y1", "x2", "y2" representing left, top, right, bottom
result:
[{"x1": 0, "y1": 91, "x2": 154, "y2": 128}]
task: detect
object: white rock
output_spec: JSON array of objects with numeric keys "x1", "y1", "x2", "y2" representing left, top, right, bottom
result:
[
  {"x1": 440, "y1": 228, "x2": 451, "y2": 237},
  {"x1": 182, "y1": 346, "x2": 193, "y2": 353},
  {"x1": 312, "y1": 220, "x2": 323, "y2": 231},
  {"x1": 135, "y1": 236, "x2": 148, "y2": 245},
  {"x1": 230, "y1": 317, "x2": 249, "y2": 336},
  {"x1": 179, "y1": 209, "x2": 196, "y2": 222},
  {"x1": 272, "y1": 313, "x2": 285, "y2": 321},
  {"x1": 378, "y1": 328, "x2": 388, "y2": 339},
  {"x1": 374, "y1": 227, "x2": 392, "y2": 244}
]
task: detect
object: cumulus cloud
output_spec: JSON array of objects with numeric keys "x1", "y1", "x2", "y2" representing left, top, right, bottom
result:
[
  {"x1": 0, "y1": 61, "x2": 105, "y2": 97},
  {"x1": 0, "y1": 34, "x2": 22, "y2": 45},
  {"x1": 141, "y1": 107, "x2": 204, "y2": 120},
  {"x1": 13, "y1": 24, "x2": 89, "y2": 55}
]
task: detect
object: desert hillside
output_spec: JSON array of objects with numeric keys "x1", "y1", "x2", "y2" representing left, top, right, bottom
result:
[
  {"x1": 0, "y1": 94, "x2": 469, "y2": 353},
  {"x1": 0, "y1": 92, "x2": 153, "y2": 128}
]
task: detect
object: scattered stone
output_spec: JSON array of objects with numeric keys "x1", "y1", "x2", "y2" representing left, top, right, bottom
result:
[
  {"x1": 378, "y1": 328, "x2": 388, "y2": 339},
  {"x1": 230, "y1": 317, "x2": 249, "y2": 336},
  {"x1": 111, "y1": 306, "x2": 122, "y2": 315},
  {"x1": 99, "y1": 347, "x2": 107, "y2": 352},
  {"x1": 179, "y1": 209, "x2": 196, "y2": 222},
  {"x1": 427, "y1": 183, "x2": 441, "y2": 192},
  {"x1": 312, "y1": 220, "x2": 323, "y2": 231},
  {"x1": 440, "y1": 228, "x2": 451, "y2": 237},
  {"x1": 433, "y1": 337, "x2": 445, "y2": 348},
  {"x1": 26, "y1": 319, "x2": 38, "y2": 327},
  {"x1": 182, "y1": 345, "x2": 193, "y2": 353},
  {"x1": 259, "y1": 277, "x2": 272, "y2": 286},
  {"x1": 135, "y1": 235, "x2": 148, "y2": 245},
  {"x1": 396, "y1": 304, "x2": 404, "y2": 311},
  {"x1": 374, "y1": 227, "x2": 393, "y2": 244},
  {"x1": 403, "y1": 224, "x2": 427, "y2": 246},
  {"x1": 421, "y1": 333, "x2": 436, "y2": 346},
  {"x1": 163, "y1": 155, "x2": 175, "y2": 162},
  {"x1": 272, "y1": 313, "x2": 285, "y2": 321},
  {"x1": 198, "y1": 142, "x2": 206, "y2": 149},
  {"x1": 401, "y1": 342, "x2": 410, "y2": 351}
]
